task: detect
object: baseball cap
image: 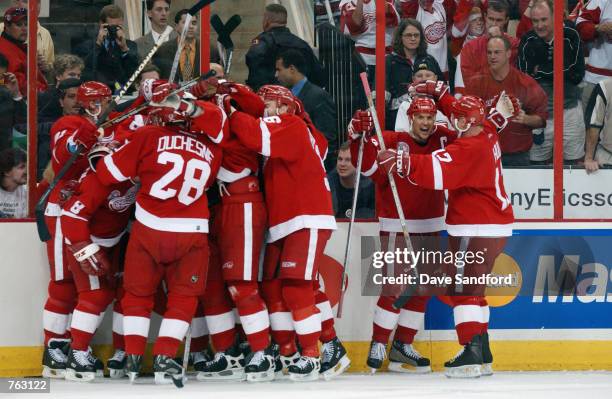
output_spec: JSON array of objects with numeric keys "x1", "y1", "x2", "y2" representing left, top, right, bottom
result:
[
  {"x1": 4, "y1": 7, "x2": 27, "y2": 24},
  {"x1": 412, "y1": 55, "x2": 443, "y2": 78}
]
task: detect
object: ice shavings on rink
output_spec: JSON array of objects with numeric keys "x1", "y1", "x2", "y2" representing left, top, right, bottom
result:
[{"x1": 11, "y1": 372, "x2": 612, "y2": 399}]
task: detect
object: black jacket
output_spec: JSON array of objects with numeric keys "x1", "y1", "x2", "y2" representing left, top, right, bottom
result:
[
  {"x1": 327, "y1": 169, "x2": 375, "y2": 219},
  {"x1": 152, "y1": 39, "x2": 221, "y2": 82},
  {"x1": 0, "y1": 87, "x2": 26, "y2": 151},
  {"x1": 297, "y1": 80, "x2": 338, "y2": 171},
  {"x1": 385, "y1": 52, "x2": 414, "y2": 126},
  {"x1": 75, "y1": 37, "x2": 139, "y2": 91},
  {"x1": 246, "y1": 26, "x2": 324, "y2": 91}
]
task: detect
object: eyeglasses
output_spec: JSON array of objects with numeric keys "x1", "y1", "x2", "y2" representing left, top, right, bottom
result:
[{"x1": 402, "y1": 33, "x2": 421, "y2": 39}]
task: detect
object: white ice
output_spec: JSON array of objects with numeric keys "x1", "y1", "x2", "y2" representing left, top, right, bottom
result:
[{"x1": 8, "y1": 372, "x2": 612, "y2": 399}]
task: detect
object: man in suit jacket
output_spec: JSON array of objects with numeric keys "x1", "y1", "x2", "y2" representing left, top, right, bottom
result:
[
  {"x1": 74, "y1": 5, "x2": 139, "y2": 91},
  {"x1": 135, "y1": 0, "x2": 178, "y2": 61},
  {"x1": 276, "y1": 49, "x2": 338, "y2": 171}
]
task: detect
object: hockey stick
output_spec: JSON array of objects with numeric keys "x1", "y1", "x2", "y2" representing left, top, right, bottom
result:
[
  {"x1": 211, "y1": 14, "x2": 241, "y2": 75},
  {"x1": 336, "y1": 134, "x2": 365, "y2": 317},
  {"x1": 34, "y1": 18, "x2": 184, "y2": 241},
  {"x1": 169, "y1": 0, "x2": 216, "y2": 83},
  {"x1": 173, "y1": 326, "x2": 192, "y2": 388},
  {"x1": 99, "y1": 69, "x2": 217, "y2": 129},
  {"x1": 359, "y1": 73, "x2": 420, "y2": 309}
]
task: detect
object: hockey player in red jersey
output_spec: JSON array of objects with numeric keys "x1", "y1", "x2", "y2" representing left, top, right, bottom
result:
[
  {"x1": 95, "y1": 91, "x2": 227, "y2": 385},
  {"x1": 60, "y1": 140, "x2": 136, "y2": 382},
  {"x1": 41, "y1": 81, "x2": 112, "y2": 379},
  {"x1": 349, "y1": 96, "x2": 455, "y2": 374},
  {"x1": 377, "y1": 81, "x2": 517, "y2": 378},
  {"x1": 229, "y1": 85, "x2": 336, "y2": 381},
  {"x1": 190, "y1": 80, "x2": 274, "y2": 382}
]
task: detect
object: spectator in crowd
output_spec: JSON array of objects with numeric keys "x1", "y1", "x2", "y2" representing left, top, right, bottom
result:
[
  {"x1": 114, "y1": 64, "x2": 162, "y2": 112},
  {"x1": 246, "y1": 3, "x2": 324, "y2": 91},
  {"x1": 584, "y1": 77, "x2": 612, "y2": 174},
  {"x1": 576, "y1": 0, "x2": 612, "y2": 112},
  {"x1": 399, "y1": 0, "x2": 457, "y2": 31},
  {"x1": 0, "y1": 53, "x2": 25, "y2": 151},
  {"x1": 395, "y1": 55, "x2": 448, "y2": 132},
  {"x1": 75, "y1": 5, "x2": 139, "y2": 92},
  {"x1": 276, "y1": 49, "x2": 338, "y2": 171},
  {"x1": 135, "y1": 0, "x2": 177, "y2": 61},
  {"x1": 154, "y1": 9, "x2": 209, "y2": 83},
  {"x1": 0, "y1": 0, "x2": 55, "y2": 75},
  {"x1": 450, "y1": 1, "x2": 486, "y2": 56},
  {"x1": 0, "y1": 7, "x2": 48, "y2": 95},
  {"x1": 459, "y1": 35, "x2": 548, "y2": 166},
  {"x1": 315, "y1": 0, "x2": 342, "y2": 25},
  {"x1": 38, "y1": 54, "x2": 84, "y2": 123},
  {"x1": 398, "y1": 0, "x2": 449, "y2": 78},
  {"x1": 518, "y1": 0, "x2": 585, "y2": 164},
  {"x1": 386, "y1": 19, "x2": 428, "y2": 125},
  {"x1": 16, "y1": 78, "x2": 80, "y2": 180},
  {"x1": 328, "y1": 141, "x2": 375, "y2": 219},
  {"x1": 455, "y1": 0, "x2": 519, "y2": 91},
  {"x1": 0, "y1": 148, "x2": 27, "y2": 219},
  {"x1": 339, "y1": 0, "x2": 400, "y2": 77}
]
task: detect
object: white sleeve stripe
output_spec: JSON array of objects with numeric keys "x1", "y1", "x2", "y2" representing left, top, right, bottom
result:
[
  {"x1": 362, "y1": 160, "x2": 378, "y2": 177},
  {"x1": 432, "y1": 155, "x2": 443, "y2": 190},
  {"x1": 103, "y1": 154, "x2": 129, "y2": 182},
  {"x1": 60, "y1": 209, "x2": 88, "y2": 222},
  {"x1": 208, "y1": 109, "x2": 227, "y2": 144},
  {"x1": 260, "y1": 120, "x2": 272, "y2": 157}
]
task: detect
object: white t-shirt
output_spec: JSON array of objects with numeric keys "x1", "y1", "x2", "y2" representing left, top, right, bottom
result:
[{"x1": 0, "y1": 185, "x2": 27, "y2": 218}]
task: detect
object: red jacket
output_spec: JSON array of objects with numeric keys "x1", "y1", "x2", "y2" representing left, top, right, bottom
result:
[{"x1": 0, "y1": 33, "x2": 48, "y2": 95}]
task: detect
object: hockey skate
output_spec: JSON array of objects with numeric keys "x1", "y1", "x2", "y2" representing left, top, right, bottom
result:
[
  {"x1": 87, "y1": 350, "x2": 105, "y2": 378},
  {"x1": 388, "y1": 340, "x2": 431, "y2": 373},
  {"x1": 288, "y1": 355, "x2": 321, "y2": 382},
  {"x1": 245, "y1": 347, "x2": 276, "y2": 383},
  {"x1": 126, "y1": 354, "x2": 142, "y2": 383},
  {"x1": 444, "y1": 335, "x2": 483, "y2": 378},
  {"x1": 366, "y1": 341, "x2": 387, "y2": 374},
  {"x1": 154, "y1": 355, "x2": 186, "y2": 388},
  {"x1": 320, "y1": 337, "x2": 351, "y2": 380},
  {"x1": 481, "y1": 332, "x2": 493, "y2": 376},
  {"x1": 189, "y1": 348, "x2": 212, "y2": 372},
  {"x1": 107, "y1": 349, "x2": 127, "y2": 379},
  {"x1": 195, "y1": 344, "x2": 245, "y2": 381},
  {"x1": 42, "y1": 338, "x2": 70, "y2": 379},
  {"x1": 275, "y1": 351, "x2": 300, "y2": 379},
  {"x1": 65, "y1": 348, "x2": 97, "y2": 382}
]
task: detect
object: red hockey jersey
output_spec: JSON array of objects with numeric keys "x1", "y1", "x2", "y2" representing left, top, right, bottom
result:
[
  {"x1": 45, "y1": 115, "x2": 100, "y2": 218},
  {"x1": 407, "y1": 122, "x2": 514, "y2": 237},
  {"x1": 61, "y1": 170, "x2": 136, "y2": 247},
  {"x1": 351, "y1": 128, "x2": 455, "y2": 233},
  {"x1": 96, "y1": 126, "x2": 223, "y2": 233},
  {"x1": 229, "y1": 112, "x2": 336, "y2": 242}
]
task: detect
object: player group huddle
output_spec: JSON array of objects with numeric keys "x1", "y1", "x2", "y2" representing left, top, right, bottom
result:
[{"x1": 38, "y1": 69, "x2": 520, "y2": 387}]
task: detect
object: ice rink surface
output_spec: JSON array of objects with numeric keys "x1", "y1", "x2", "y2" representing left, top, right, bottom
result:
[{"x1": 8, "y1": 372, "x2": 612, "y2": 399}]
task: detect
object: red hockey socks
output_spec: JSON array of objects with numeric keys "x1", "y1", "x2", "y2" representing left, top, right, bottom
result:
[
  {"x1": 227, "y1": 280, "x2": 270, "y2": 352},
  {"x1": 282, "y1": 279, "x2": 321, "y2": 358},
  {"x1": 394, "y1": 296, "x2": 429, "y2": 344},
  {"x1": 121, "y1": 292, "x2": 154, "y2": 356},
  {"x1": 154, "y1": 293, "x2": 198, "y2": 357},
  {"x1": 261, "y1": 279, "x2": 296, "y2": 356},
  {"x1": 200, "y1": 279, "x2": 236, "y2": 352},
  {"x1": 314, "y1": 289, "x2": 337, "y2": 343},
  {"x1": 452, "y1": 296, "x2": 483, "y2": 345},
  {"x1": 43, "y1": 280, "x2": 77, "y2": 345},
  {"x1": 190, "y1": 303, "x2": 210, "y2": 353},
  {"x1": 371, "y1": 295, "x2": 400, "y2": 344},
  {"x1": 70, "y1": 289, "x2": 114, "y2": 351}
]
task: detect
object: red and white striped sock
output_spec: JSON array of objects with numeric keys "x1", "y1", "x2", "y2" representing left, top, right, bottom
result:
[{"x1": 43, "y1": 280, "x2": 77, "y2": 345}]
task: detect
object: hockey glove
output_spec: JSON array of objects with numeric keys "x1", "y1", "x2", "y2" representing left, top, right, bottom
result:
[
  {"x1": 377, "y1": 145, "x2": 410, "y2": 178},
  {"x1": 348, "y1": 110, "x2": 374, "y2": 140},
  {"x1": 488, "y1": 91, "x2": 520, "y2": 132},
  {"x1": 70, "y1": 122, "x2": 101, "y2": 152},
  {"x1": 409, "y1": 80, "x2": 449, "y2": 101},
  {"x1": 140, "y1": 79, "x2": 175, "y2": 103},
  {"x1": 67, "y1": 241, "x2": 111, "y2": 276}
]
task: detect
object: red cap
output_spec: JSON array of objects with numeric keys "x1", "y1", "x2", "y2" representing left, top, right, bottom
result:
[{"x1": 4, "y1": 7, "x2": 27, "y2": 24}]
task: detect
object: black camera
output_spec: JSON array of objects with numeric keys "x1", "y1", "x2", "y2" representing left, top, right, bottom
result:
[{"x1": 106, "y1": 25, "x2": 119, "y2": 40}]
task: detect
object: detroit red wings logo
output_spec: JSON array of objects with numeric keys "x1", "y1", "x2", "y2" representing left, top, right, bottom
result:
[
  {"x1": 108, "y1": 185, "x2": 138, "y2": 212},
  {"x1": 424, "y1": 21, "x2": 446, "y2": 45}
]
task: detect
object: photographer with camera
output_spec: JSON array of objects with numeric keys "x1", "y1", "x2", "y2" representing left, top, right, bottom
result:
[{"x1": 75, "y1": 5, "x2": 139, "y2": 92}]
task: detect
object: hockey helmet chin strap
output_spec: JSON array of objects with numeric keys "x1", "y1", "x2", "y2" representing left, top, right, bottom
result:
[
  {"x1": 452, "y1": 115, "x2": 472, "y2": 137},
  {"x1": 85, "y1": 101, "x2": 103, "y2": 123}
]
